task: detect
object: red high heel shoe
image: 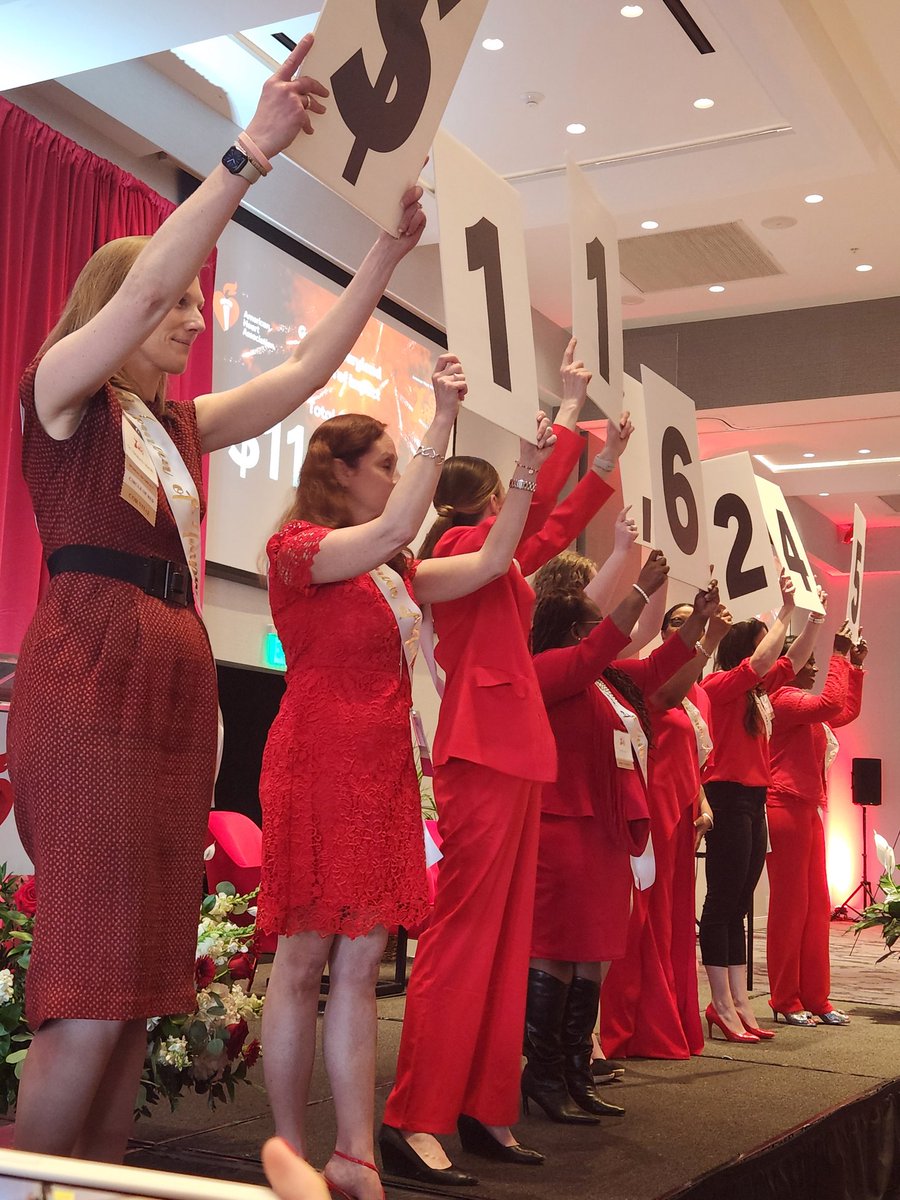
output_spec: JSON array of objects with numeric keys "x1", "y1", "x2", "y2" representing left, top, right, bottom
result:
[
  {"x1": 705, "y1": 1004, "x2": 759, "y2": 1044},
  {"x1": 324, "y1": 1149, "x2": 385, "y2": 1200},
  {"x1": 739, "y1": 1013, "x2": 776, "y2": 1040}
]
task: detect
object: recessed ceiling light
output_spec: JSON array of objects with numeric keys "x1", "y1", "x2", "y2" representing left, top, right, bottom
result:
[
  {"x1": 694, "y1": 97, "x2": 715, "y2": 110},
  {"x1": 566, "y1": 122, "x2": 587, "y2": 135},
  {"x1": 804, "y1": 194, "x2": 824, "y2": 204},
  {"x1": 761, "y1": 215, "x2": 797, "y2": 230},
  {"x1": 481, "y1": 37, "x2": 504, "y2": 50},
  {"x1": 641, "y1": 220, "x2": 659, "y2": 230},
  {"x1": 621, "y1": 5, "x2": 644, "y2": 16},
  {"x1": 819, "y1": 492, "x2": 830, "y2": 497},
  {"x1": 859, "y1": 448, "x2": 872, "y2": 454},
  {"x1": 802, "y1": 452, "x2": 815, "y2": 458},
  {"x1": 856, "y1": 263, "x2": 873, "y2": 272},
  {"x1": 709, "y1": 285, "x2": 725, "y2": 293}
]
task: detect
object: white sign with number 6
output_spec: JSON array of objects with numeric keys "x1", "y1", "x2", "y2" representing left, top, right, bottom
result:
[
  {"x1": 433, "y1": 130, "x2": 538, "y2": 442},
  {"x1": 641, "y1": 367, "x2": 709, "y2": 586},
  {"x1": 755, "y1": 476, "x2": 825, "y2": 615},
  {"x1": 701, "y1": 453, "x2": 783, "y2": 623},
  {"x1": 845, "y1": 503, "x2": 867, "y2": 640}
]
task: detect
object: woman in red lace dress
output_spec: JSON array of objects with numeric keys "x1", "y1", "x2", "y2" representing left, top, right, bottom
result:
[
  {"x1": 257, "y1": 378, "x2": 556, "y2": 1200},
  {"x1": 7, "y1": 37, "x2": 428, "y2": 1163}
]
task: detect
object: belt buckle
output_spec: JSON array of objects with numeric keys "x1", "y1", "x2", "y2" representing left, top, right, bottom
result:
[{"x1": 163, "y1": 561, "x2": 191, "y2": 607}]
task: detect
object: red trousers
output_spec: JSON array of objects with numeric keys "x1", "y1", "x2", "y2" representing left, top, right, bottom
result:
[
  {"x1": 765, "y1": 796, "x2": 833, "y2": 1014},
  {"x1": 383, "y1": 759, "x2": 542, "y2": 1133}
]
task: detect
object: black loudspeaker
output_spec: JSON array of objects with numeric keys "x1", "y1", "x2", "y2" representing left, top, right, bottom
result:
[{"x1": 851, "y1": 758, "x2": 882, "y2": 807}]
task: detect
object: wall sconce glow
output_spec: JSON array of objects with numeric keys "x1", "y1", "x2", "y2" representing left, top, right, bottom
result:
[
  {"x1": 566, "y1": 122, "x2": 587, "y2": 135},
  {"x1": 856, "y1": 263, "x2": 873, "y2": 272},
  {"x1": 621, "y1": 5, "x2": 644, "y2": 15},
  {"x1": 693, "y1": 97, "x2": 715, "y2": 110},
  {"x1": 641, "y1": 220, "x2": 659, "y2": 230},
  {"x1": 754, "y1": 452, "x2": 900, "y2": 472},
  {"x1": 804, "y1": 194, "x2": 824, "y2": 204},
  {"x1": 709, "y1": 284, "x2": 725, "y2": 293},
  {"x1": 482, "y1": 37, "x2": 504, "y2": 50}
]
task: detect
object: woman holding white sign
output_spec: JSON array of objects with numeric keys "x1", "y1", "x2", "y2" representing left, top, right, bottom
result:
[
  {"x1": 381, "y1": 344, "x2": 630, "y2": 1181},
  {"x1": 698, "y1": 578, "x2": 826, "y2": 1042},
  {"x1": 7, "y1": 34, "x2": 431, "y2": 1163},
  {"x1": 765, "y1": 625, "x2": 867, "y2": 1026}
]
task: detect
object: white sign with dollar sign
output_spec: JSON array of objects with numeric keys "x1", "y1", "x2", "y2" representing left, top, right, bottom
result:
[
  {"x1": 293, "y1": 0, "x2": 489, "y2": 234},
  {"x1": 433, "y1": 129, "x2": 539, "y2": 442}
]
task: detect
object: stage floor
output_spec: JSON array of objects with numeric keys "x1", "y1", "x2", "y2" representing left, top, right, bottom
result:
[{"x1": 110, "y1": 922, "x2": 900, "y2": 1199}]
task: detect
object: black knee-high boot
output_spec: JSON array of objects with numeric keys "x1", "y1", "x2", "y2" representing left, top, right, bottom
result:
[
  {"x1": 562, "y1": 977, "x2": 625, "y2": 1116},
  {"x1": 521, "y1": 970, "x2": 600, "y2": 1125}
]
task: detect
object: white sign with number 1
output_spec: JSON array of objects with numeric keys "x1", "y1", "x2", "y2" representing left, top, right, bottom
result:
[
  {"x1": 755, "y1": 476, "x2": 825, "y2": 615},
  {"x1": 845, "y1": 503, "x2": 867, "y2": 639}
]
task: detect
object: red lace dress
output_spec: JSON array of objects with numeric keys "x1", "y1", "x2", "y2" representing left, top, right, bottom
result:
[
  {"x1": 257, "y1": 522, "x2": 429, "y2": 938},
  {"x1": 8, "y1": 358, "x2": 218, "y2": 1029}
]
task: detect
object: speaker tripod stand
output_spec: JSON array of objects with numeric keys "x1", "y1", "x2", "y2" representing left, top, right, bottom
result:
[{"x1": 831, "y1": 804, "x2": 878, "y2": 920}]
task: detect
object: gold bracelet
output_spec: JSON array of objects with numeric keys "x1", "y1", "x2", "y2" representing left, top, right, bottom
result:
[
  {"x1": 515, "y1": 460, "x2": 539, "y2": 475},
  {"x1": 509, "y1": 477, "x2": 537, "y2": 494}
]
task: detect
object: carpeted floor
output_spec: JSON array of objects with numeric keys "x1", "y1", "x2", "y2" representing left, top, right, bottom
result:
[{"x1": 114, "y1": 924, "x2": 900, "y2": 1199}]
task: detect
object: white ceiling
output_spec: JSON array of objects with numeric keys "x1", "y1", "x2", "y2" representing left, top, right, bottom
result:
[{"x1": 2, "y1": 0, "x2": 899, "y2": 542}]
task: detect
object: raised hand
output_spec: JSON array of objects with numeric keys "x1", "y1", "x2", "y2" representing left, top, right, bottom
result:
[
  {"x1": 779, "y1": 568, "x2": 796, "y2": 610},
  {"x1": 596, "y1": 412, "x2": 634, "y2": 471},
  {"x1": 244, "y1": 35, "x2": 330, "y2": 157},
  {"x1": 816, "y1": 583, "x2": 828, "y2": 611},
  {"x1": 850, "y1": 630, "x2": 869, "y2": 667},
  {"x1": 519, "y1": 411, "x2": 557, "y2": 471},
  {"x1": 692, "y1": 578, "x2": 720, "y2": 622},
  {"x1": 637, "y1": 548, "x2": 669, "y2": 596},
  {"x1": 706, "y1": 603, "x2": 733, "y2": 646},
  {"x1": 614, "y1": 506, "x2": 639, "y2": 553},
  {"x1": 380, "y1": 183, "x2": 427, "y2": 251},
  {"x1": 560, "y1": 336, "x2": 592, "y2": 407},
  {"x1": 432, "y1": 354, "x2": 467, "y2": 423},
  {"x1": 833, "y1": 619, "x2": 853, "y2": 657}
]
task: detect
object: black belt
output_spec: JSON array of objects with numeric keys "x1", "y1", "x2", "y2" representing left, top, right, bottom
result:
[{"x1": 47, "y1": 545, "x2": 193, "y2": 607}]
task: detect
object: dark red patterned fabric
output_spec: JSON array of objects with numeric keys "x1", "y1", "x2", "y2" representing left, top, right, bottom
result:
[
  {"x1": 257, "y1": 521, "x2": 428, "y2": 938},
  {"x1": 7, "y1": 358, "x2": 218, "y2": 1028}
]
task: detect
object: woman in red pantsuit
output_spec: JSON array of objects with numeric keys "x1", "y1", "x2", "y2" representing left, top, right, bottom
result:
[
  {"x1": 765, "y1": 625, "x2": 867, "y2": 1026},
  {"x1": 600, "y1": 602, "x2": 731, "y2": 1061},
  {"x1": 527, "y1": 563, "x2": 717, "y2": 1119},
  {"x1": 381, "y1": 343, "x2": 629, "y2": 1182}
]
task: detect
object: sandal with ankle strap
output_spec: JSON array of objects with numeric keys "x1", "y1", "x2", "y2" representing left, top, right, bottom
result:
[{"x1": 324, "y1": 1149, "x2": 384, "y2": 1200}]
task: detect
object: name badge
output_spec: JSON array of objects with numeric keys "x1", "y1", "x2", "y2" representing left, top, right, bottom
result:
[
  {"x1": 614, "y1": 729, "x2": 634, "y2": 770},
  {"x1": 120, "y1": 413, "x2": 158, "y2": 525}
]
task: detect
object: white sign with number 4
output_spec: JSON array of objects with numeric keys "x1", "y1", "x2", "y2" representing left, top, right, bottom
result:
[{"x1": 755, "y1": 476, "x2": 825, "y2": 615}]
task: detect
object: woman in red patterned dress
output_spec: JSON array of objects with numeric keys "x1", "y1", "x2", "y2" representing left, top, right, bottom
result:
[
  {"x1": 256, "y1": 378, "x2": 556, "y2": 1200},
  {"x1": 7, "y1": 37, "x2": 428, "y2": 1163}
]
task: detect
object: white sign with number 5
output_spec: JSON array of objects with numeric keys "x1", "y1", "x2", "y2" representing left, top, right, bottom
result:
[
  {"x1": 755, "y1": 476, "x2": 825, "y2": 615},
  {"x1": 701, "y1": 453, "x2": 783, "y2": 623},
  {"x1": 641, "y1": 367, "x2": 709, "y2": 586},
  {"x1": 845, "y1": 503, "x2": 867, "y2": 640}
]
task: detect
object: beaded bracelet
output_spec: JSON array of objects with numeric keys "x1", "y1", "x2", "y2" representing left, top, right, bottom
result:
[
  {"x1": 695, "y1": 641, "x2": 712, "y2": 659},
  {"x1": 414, "y1": 445, "x2": 445, "y2": 465},
  {"x1": 808, "y1": 614, "x2": 826, "y2": 624},
  {"x1": 632, "y1": 583, "x2": 650, "y2": 604},
  {"x1": 515, "y1": 460, "x2": 539, "y2": 475},
  {"x1": 509, "y1": 477, "x2": 537, "y2": 493}
]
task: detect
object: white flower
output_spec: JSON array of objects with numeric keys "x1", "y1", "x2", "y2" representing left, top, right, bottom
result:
[
  {"x1": 875, "y1": 832, "x2": 896, "y2": 876},
  {"x1": 0, "y1": 969, "x2": 14, "y2": 1005},
  {"x1": 146, "y1": 1016, "x2": 162, "y2": 1032},
  {"x1": 159, "y1": 1036, "x2": 190, "y2": 1070}
]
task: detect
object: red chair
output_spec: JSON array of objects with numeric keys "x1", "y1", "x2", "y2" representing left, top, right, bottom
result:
[{"x1": 205, "y1": 810, "x2": 276, "y2": 953}]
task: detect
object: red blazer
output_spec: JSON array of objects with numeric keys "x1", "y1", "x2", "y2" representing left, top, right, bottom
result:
[
  {"x1": 701, "y1": 656, "x2": 794, "y2": 788},
  {"x1": 535, "y1": 620, "x2": 694, "y2": 850},
  {"x1": 430, "y1": 427, "x2": 613, "y2": 782}
]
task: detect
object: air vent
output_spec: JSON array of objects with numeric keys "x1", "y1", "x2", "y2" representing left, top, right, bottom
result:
[
  {"x1": 619, "y1": 221, "x2": 784, "y2": 294},
  {"x1": 879, "y1": 494, "x2": 900, "y2": 512}
]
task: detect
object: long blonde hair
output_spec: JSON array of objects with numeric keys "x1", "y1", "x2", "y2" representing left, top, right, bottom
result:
[{"x1": 40, "y1": 236, "x2": 168, "y2": 414}]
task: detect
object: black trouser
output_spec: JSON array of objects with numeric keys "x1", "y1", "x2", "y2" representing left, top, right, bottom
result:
[{"x1": 699, "y1": 782, "x2": 767, "y2": 967}]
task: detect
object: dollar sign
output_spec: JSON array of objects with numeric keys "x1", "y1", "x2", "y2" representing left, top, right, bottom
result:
[
  {"x1": 228, "y1": 440, "x2": 260, "y2": 479},
  {"x1": 330, "y1": 0, "x2": 436, "y2": 185}
]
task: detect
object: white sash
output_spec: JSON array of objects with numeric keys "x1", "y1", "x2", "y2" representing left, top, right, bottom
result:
[
  {"x1": 595, "y1": 678, "x2": 655, "y2": 890},
  {"x1": 823, "y1": 724, "x2": 840, "y2": 775},
  {"x1": 368, "y1": 565, "x2": 442, "y2": 869},
  {"x1": 118, "y1": 393, "x2": 203, "y2": 606},
  {"x1": 681, "y1": 695, "x2": 713, "y2": 768},
  {"x1": 753, "y1": 690, "x2": 774, "y2": 740}
]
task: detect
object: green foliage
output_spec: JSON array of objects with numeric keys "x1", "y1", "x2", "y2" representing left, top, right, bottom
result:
[{"x1": 853, "y1": 869, "x2": 900, "y2": 960}]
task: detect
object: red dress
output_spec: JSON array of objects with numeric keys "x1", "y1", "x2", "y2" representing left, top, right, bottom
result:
[
  {"x1": 256, "y1": 523, "x2": 429, "y2": 938},
  {"x1": 8, "y1": 359, "x2": 218, "y2": 1029},
  {"x1": 600, "y1": 684, "x2": 710, "y2": 1059}
]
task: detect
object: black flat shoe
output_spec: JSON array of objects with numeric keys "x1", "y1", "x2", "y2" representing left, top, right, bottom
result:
[
  {"x1": 379, "y1": 1124, "x2": 479, "y2": 1187},
  {"x1": 457, "y1": 1114, "x2": 545, "y2": 1165},
  {"x1": 591, "y1": 1058, "x2": 625, "y2": 1083}
]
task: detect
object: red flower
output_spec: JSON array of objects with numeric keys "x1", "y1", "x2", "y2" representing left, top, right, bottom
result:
[
  {"x1": 242, "y1": 1038, "x2": 261, "y2": 1069},
  {"x1": 195, "y1": 956, "x2": 216, "y2": 989},
  {"x1": 225, "y1": 1019, "x2": 249, "y2": 1061},
  {"x1": 12, "y1": 877, "x2": 36, "y2": 917},
  {"x1": 227, "y1": 951, "x2": 257, "y2": 982}
]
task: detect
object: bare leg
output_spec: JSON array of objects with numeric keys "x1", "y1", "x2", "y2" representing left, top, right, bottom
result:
[
  {"x1": 73, "y1": 1020, "x2": 147, "y2": 1162},
  {"x1": 704, "y1": 964, "x2": 744, "y2": 1035},
  {"x1": 262, "y1": 931, "x2": 334, "y2": 1156},
  {"x1": 14, "y1": 1018, "x2": 127, "y2": 1156},
  {"x1": 322, "y1": 928, "x2": 387, "y2": 1200}
]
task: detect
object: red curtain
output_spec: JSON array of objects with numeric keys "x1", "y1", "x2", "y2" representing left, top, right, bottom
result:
[{"x1": 0, "y1": 97, "x2": 214, "y2": 654}]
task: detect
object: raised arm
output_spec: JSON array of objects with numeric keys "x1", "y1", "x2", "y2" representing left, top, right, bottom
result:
[
  {"x1": 623, "y1": 579, "x2": 719, "y2": 698},
  {"x1": 646, "y1": 586, "x2": 723, "y2": 710},
  {"x1": 784, "y1": 585, "x2": 828, "y2": 674},
  {"x1": 748, "y1": 571, "x2": 796, "y2": 677},
  {"x1": 308, "y1": 356, "x2": 463, "y2": 583},
  {"x1": 771, "y1": 653, "x2": 849, "y2": 726},
  {"x1": 196, "y1": 186, "x2": 426, "y2": 453},
  {"x1": 35, "y1": 37, "x2": 326, "y2": 440},
  {"x1": 832, "y1": 631, "x2": 867, "y2": 728},
  {"x1": 583, "y1": 507, "x2": 637, "y2": 614}
]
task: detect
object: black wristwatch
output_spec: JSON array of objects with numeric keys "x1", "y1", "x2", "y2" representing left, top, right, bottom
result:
[{"x1": 221, "y1": 144, "x2": 261, "y2": 184}]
